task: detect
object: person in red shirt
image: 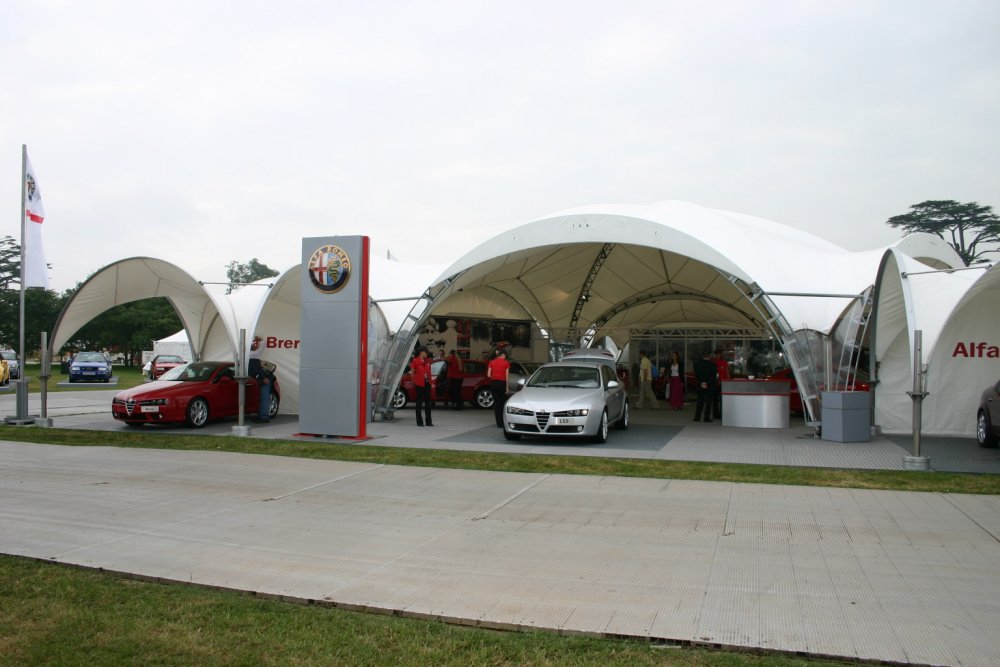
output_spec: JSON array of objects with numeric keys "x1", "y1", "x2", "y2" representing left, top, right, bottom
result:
[
  {"x1": 487, "y1": 348, "x2": 511, "y2": 428},
  {"x1": 445, "y1": 349, "x2": 464, "y2": 410},
  {"x1": 410, "y1": 346, "x2": 434, "y2": 427},
  {"x1": 713, "y1": 348, "x2": 730, "y2": 418}
]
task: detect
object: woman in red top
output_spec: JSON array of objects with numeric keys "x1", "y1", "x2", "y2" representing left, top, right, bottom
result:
[
  {"x1": 487, "y1": 348, "x2": 510, "y2": 428},
  {"x1": 411, "y1": 346, "x2": 433, "y2": 427}
]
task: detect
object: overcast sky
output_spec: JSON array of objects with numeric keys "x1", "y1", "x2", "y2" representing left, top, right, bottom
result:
[{"x1": 3, "y1": 0, "x2": 998, "y2": 293}]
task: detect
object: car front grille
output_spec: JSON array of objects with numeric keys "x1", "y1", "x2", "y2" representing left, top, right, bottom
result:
[{"x1": 534, "y1": 412, "x2": 550, "y2": 430}]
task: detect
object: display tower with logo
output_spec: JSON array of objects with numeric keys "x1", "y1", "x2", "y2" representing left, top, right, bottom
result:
[{"x1": 299, "y1": 236, "x2": 370, "y2": 438}]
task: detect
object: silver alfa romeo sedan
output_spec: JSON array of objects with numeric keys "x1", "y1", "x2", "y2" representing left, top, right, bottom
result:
[{"x1": 502, "y1": 360, "x2": 628, "y2": 443}]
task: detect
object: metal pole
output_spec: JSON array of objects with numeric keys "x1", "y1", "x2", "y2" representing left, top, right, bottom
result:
[
  {"x1": 904, "y1": 329, "x2": 930, "y2": 470},
  {"x1": 6, "y1": 145, "x2": 34, "y2": 426},
  {"x1": 232, "y1": 328, "x2": 251, "y2": 436},
  {"x1": 36, "y1": 331, "x2": 53, "y2": 427}
]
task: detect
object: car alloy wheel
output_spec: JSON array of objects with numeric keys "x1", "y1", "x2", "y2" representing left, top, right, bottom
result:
[
  {"x1": 978, "y1": 411, "x2": 997, "y2": 448},
  {"x1": 185, "y1": 397, "x2": 209, "y2": 428},
  {"x1": 592, "y1": 409, "x2": 609, "y2": 444},
  {"x1": 475, "y1": 387, "x2": 494, "y2": 409},
  {"x1": 392, "y1": 389, "x2": 407, "y2": 410},
  {"x1": 615, "y1": 401, "x2": 629, "y2": 430},
  {"x1": 268, "y1": 393, "x2": 280, "y2": 418}
]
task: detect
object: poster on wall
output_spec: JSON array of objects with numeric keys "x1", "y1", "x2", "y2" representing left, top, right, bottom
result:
[{"x1": 417, "y1": 317, "x2": 532, "y2": 360}]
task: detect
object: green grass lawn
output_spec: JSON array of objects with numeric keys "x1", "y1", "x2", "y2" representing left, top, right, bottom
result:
[
  {"x1": 0, "y1": 555, "x2": 868, "y2": 667},
  {"x1": 17, "y1": 362, "x2": 148, "y2": 393}
]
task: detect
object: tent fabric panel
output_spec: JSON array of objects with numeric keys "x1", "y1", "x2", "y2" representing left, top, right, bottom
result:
[
  {"x1": 50, "y1": 258, "x2": 216, "y2": 354},
  {"x1": 922, "y1": 265, "x2": 1000, "y2": 437}
]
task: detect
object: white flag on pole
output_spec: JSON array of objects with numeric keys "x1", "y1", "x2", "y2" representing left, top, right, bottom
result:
[{"x1": 24, "y1": 153, "x2": 48, "y2": 289}]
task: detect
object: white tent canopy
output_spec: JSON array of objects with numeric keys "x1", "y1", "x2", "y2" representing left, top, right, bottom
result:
[
  {"x1": 873, "y1": 253, "x2": 998, "y2": 436},
  {"x1": 152, "y1": 330, "x2": 193, "y2": 361},
  {"x1": 422, "y1": 202, "x2": 961, "y2": 342}
]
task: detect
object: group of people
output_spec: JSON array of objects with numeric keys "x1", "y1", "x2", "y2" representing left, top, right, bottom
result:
[
  {"x1": 410, "y1": 346, "x2": 512, "y2": 429},
  {"x1": 635, "y1": 348, "x2": 729, "y2": 422},
  {"x1": 634, "y1": 350, "x2": 688, "y2": 411},
  {"x1": 413, "y1": 344, "x2": 731, "y2": 429}
]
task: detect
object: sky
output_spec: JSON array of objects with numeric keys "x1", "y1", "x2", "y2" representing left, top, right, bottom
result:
[{"x1": 3, "y1": 0, "x2": 999, "y2": 293}]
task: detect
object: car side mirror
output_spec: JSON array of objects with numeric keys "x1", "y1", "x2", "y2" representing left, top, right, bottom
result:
[
  {"x1": 517, "y1": 378, "x2": 526, "y2": 387},
  {"x1": 607, "y1": 380, "x2": 620, "y2": 389},
  {"x1": 217, "y1": 375, "x2": 233, "y2": 384}
]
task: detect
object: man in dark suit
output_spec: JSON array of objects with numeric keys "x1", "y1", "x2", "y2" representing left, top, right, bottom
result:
[{"x1": 693, "y1": 351, "x2": 717, "y2": 422}]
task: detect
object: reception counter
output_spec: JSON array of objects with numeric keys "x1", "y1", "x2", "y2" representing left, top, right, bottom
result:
[{"x1": 721, "y1": 379, "x2": 791, "y2": 429}]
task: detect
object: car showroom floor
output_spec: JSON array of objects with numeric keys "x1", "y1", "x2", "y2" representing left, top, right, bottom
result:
[{"x1": 2, "y1": 389, "x2": 1000, "y2": 665}]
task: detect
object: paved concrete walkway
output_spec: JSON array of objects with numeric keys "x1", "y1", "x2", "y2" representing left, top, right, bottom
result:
[
  {"x1": 3, "y1": 439, "x2": 1000, "y2": 666},
  {"x1": 4, "y1": 389, "x2": 1000, "y2": 664}
]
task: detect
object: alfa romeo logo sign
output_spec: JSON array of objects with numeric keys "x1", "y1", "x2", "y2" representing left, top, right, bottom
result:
[{"x1": 307, "y1": 244, "x2": 352, "y2": 293}]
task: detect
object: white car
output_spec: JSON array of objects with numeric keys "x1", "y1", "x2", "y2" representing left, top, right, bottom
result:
[{"x1": 503, "y1": 361, "x2": 628, "y2": 443}]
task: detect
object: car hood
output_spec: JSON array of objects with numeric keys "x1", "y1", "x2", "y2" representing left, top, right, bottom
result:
[
  {"x1": 115, "y1": 380, "x2": 201, "y2": 400},
  {"x1": 507, "y1": 386, "x2": 604, "y2": 410},
  {"x1": 73, "y1": 361, "x2": 109, "y2": 367}
]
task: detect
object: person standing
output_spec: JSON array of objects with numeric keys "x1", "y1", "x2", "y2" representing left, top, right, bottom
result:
[
  {"x1": 446, "y1": 349, "x2": 464, "y2": 409},
  {"x1": 411, "y1": 346, "x2": 434, "y2": 427},
  {"x1": 712, "y1": 348, "x2": 730, "y2": 418},
  {"x1": 668, "y1": 351, "x2": 685, "y2": 410},
  {"x1": 487, "y1": 348, "x2": 510, "y2": 428},
  {"x1": 636, "y1": 350, "x2": 658, "y2": 409},
  {"x1": 693, "y1": 351, "x2": 717, "y2": 422},
  {"x1": 247, "y1": 336, "x2": 274, "y2": 424}
]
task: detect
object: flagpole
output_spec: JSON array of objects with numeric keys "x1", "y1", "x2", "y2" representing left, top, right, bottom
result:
[{"x1": 7, "y1": 145, "x2": 34, "y2": 424}]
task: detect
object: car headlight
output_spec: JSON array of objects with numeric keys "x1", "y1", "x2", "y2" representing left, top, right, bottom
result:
[
  {"x1": 554, "y1": 408, "x2": 590, "y2": 417},
  {"x1": 505, "y1": 405, "x2": 532, "y2": 415},
  {"x1": 70, "y1": 366, "x2": 81, "y2": 372}
]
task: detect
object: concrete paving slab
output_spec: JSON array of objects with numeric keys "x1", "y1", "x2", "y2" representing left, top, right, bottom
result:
[{"x1": 2, "y1": 441, "x2": 999, "y2": 665}]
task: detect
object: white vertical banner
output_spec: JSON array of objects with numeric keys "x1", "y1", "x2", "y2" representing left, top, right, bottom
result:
[{"x1": 24, "y1": 152, "x2": 48, "y2": 289}]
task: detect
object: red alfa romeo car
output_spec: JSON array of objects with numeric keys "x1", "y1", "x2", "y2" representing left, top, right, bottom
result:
[
  {"x1": 112, "y1": 361, "x2": 279, "y2": 428},
  {"x1": 148, "y1": 354, "x2": 187, "y2": 380},
  {"x1": 393, "y1": 359, "x2": 540, "y2": 410}
]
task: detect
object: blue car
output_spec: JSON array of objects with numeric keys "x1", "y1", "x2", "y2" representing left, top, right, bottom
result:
[{"x1": 69, "y1": 351, "x2": 113, "y2": 383}]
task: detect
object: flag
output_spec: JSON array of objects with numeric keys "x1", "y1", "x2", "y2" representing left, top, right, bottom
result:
[{"x1": 23, "y1": 152, "x2": 48, "y2": 289}]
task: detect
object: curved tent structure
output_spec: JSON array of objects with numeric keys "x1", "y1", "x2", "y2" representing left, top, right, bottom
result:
[
  {"x1": 872, "y1": 253, "x2": 997, "y2": 436},
  {"x1": 374, "y1": 201, "x2": 961, "y2": 420},
  {"x1": 426, "y1": 201, "x2": 859, "y2": 341},
  {"x1": 50, "y1": 257, "x2": 234, "y2": 361},
  {"x1": 50, "y1": 255, "x2": 434, "y2": 416}
]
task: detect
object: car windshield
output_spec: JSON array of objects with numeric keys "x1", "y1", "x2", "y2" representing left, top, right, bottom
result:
[
  {"x1": 0, "y1": 351, "x2": 16, "y2": 361},
  {"x1": 527, "y1": 365, "x2": 601, "y2": 388},
  {"x1": 156, "y1": 355, "x2": 184, "y2": 363},
  {"x1": 159, "y1": 362, "x2": 224, "y2": 382},
  {"x1": 75, "y1": 352, "x2": 107, "y2": 363}
]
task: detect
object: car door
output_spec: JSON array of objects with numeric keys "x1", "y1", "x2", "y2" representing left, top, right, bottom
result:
[
  {"x1": 211, "y1": 366, "x2": 242, "y2": 417},
  {"x1": 602, "y1": 365, "x2": 624, "y2": 419},
  {"x1": 430, "y1": 360, "x2": 448, "y2": 400}
]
